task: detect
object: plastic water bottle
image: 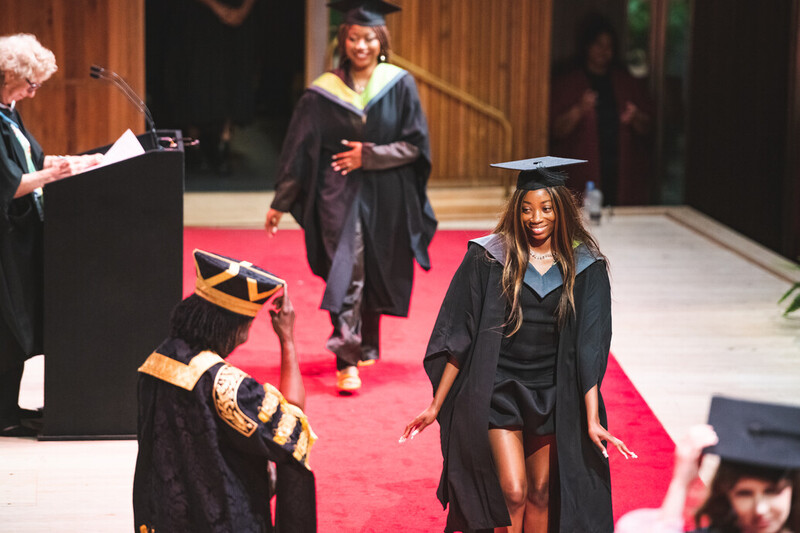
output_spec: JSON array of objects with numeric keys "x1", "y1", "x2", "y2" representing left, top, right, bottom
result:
[{"x1": 583, "y1": 181, "x2": 603, "y2": 225}]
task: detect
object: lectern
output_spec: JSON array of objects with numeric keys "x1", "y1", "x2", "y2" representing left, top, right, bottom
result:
[{"x1": 41, "y1": 132, "x2": 184, "y2": 439}]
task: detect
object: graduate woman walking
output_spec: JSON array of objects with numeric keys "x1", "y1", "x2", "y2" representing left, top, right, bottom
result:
[
  {"x1": 402, "y1": 157, "x2": 634, "y2": 532},
  {"x1": 266, "y1": 0, "x2": 436, "y2": 394}
]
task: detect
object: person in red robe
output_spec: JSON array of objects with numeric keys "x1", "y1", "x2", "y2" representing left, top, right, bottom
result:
[{"x1": 550, "y1": 14, "x2": 654, "y2": 205}]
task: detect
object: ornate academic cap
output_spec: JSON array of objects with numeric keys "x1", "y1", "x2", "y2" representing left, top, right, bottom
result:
[
  {"x1": 328, "y1": 0, "x2": 401, "y2": 26},
  {"x1": 491, "y1": 156, "x2": 586, "y2": 191},
  {"x1": 193, "y1": 249, "x2": 286, "y2": 317},
  {"x1": 705, "y1": 395, "x2": 800, "y2": 471}
]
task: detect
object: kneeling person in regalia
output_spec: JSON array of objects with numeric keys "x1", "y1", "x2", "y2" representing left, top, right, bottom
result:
[{"x1": 133, "y1": 249, "x2": 317, "y2": 533}]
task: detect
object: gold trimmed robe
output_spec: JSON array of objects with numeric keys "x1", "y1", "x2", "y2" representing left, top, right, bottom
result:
[{"x1": 133, "y1": 337, "x2": 316, "y2": 532}]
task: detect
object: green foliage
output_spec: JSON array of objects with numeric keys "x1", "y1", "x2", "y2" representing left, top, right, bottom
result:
[
  {"x1": 627, "y1": 0, "x2": 651, "y2": 52},
  {"x1": 779, "y1": 281, "x2": 800, "y2": 316}
]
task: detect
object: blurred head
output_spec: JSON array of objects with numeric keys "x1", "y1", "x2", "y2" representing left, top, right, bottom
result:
[
  {"x1": 0, "y1": 33, "x2": 57, "y2": 104},
  {"x1": 337, "y1": 23, "x2": 391, "y2": 71},
  {"x1": 577, "y1": 14, "x2": 618, "y2": 74},
  {"x1": 170, "y1": 294, "x2": 254, "y2": 357},
  {"x1": 697, "y1": 461, "x2": 800, "y2": 533}
]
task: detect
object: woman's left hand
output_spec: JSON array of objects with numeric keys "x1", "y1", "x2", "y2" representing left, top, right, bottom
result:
[
  {"x1": 331, "y1": 140, "x2": 362, "y2": 175},
  {"x1": 588, "y1": 420, "x2": 637, "y2": 459}
]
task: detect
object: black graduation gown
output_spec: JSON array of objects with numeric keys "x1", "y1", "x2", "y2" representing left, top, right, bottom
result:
[
  {"x1": 133, "y1": 337, "x2": 317, "y2": 533},
  {"x1": 0, "y1": 107, "x2": 44, "y2": 371},
  {"x1": 424, "y1": 235, "x2": 613, "y2": 533},
  {"x1": 270, "y1": 63, "x2": 437, "y2": 317}
]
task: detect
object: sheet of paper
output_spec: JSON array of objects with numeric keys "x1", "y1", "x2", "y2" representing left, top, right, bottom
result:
[{"x1": 97, "y1": 129, "x2": 145, "y2": 167}]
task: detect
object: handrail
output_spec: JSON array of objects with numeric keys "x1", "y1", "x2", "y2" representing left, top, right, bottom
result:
[
  {"x1": 390, "y1": 53, "x2": 513, "y2": 175},
  {"x1": 325, "y1": 41, "x2": 514, "y2": 192}
]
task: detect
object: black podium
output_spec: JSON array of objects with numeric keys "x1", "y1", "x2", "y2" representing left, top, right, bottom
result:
[{"x1": 41, "y1": 132, "x2": 184, "y2": 439}]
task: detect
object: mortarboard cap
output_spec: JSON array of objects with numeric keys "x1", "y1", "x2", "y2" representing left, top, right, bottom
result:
[
  {"x1": 491, "y1": 156, "x2": 586, "y2": 191},
  {"x1": 193, "y1": 249, "x2": 286, "y2": 317},
  {"x1": 705, "y1": 395, "x2": 800, "y2": 471},
  {"x1": 328, "y1": 0, "x2": 401, "y2": 26}
]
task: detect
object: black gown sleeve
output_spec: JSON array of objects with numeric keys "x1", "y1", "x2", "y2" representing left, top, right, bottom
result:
[
  {"x1": 423, "y1": 242, "x2": 492, "y2": 389},
  {"x1": 360, "y1": 140, "x2": 420, "y2": 170},
  {"x1": 212, "y1": 367, "x2": 317, "y2": 533},
  {"x1": 575, "y1": 260, "x2": 612, "y2": 395},
  {"x1": 271, "y1": 93, "x2": 321, "y2": 218}
]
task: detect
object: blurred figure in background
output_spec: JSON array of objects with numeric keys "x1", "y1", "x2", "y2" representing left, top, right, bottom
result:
[
  {"x1": 151, "y1": 0, "x2": 261, "y2": 175},
  {"x1": 550, "y1": 13, "x2": 654, "y2": 205}
]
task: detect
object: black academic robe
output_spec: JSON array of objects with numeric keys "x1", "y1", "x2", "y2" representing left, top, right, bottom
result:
[
  {"x1": 0, "y1": 107, "x2": 44, "y2": 371},
  {"x1": 271, "y1": 63, "x2": 436, "y2": 317},
  {"x1": 133, "y1": 337, "x2": 317, "y2": 533},
  {"x1": 424, "y1": 235, "x2": 613, "y2": 533}
]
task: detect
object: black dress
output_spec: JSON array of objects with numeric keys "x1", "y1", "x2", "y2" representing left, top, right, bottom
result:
[{"x1": 489, "y1": 281, "x2": 558, "y2": 435}]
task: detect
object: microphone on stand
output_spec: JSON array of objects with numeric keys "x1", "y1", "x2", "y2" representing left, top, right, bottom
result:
[{"x1": 89, "y1": 64, "x2": 159, "y2": 149}]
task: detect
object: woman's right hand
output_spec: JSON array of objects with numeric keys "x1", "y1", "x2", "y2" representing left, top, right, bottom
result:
[
  {"x1": 265, "y1": 208, "x2": 284, "y2": 236},
  {"x1": 400, "y1": 403, "x2": 439, "y2": 443}
]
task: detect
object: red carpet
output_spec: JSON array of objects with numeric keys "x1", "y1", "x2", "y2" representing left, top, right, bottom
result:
[{"x1": 184, "y1": 228, "x2": 675, "y2": 532}]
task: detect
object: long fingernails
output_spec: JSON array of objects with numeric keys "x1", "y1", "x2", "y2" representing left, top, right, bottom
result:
[
  {"x1": 411, "y1": 429, "x2": 419, "y2": 439},
  {"x1": 602, "y1": 449, "x2": 608, "y2": 458},
  {"x1": 631, "y1": 453, "x2": 638, "y2": 459},
  {"x1": 398, "y1": 436, "x2": 406, "y2": 444}
]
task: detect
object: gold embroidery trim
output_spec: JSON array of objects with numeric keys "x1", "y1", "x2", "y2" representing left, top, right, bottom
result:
[
  {"x1": 138, "y1": 351, "x2": 223, "y2": 391},
  {"x1": 258, "y1": 383, "x2": 317, "y2": 469},
  {"x1": 213, "y1": 365, "x2": 257, "y2": 437}
]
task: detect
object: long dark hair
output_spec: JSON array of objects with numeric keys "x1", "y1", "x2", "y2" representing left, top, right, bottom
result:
[
  {"x1": 494, "y1": 183, "x2": 605, "y2": 334},
  {"x1": 336, "y1": 24, "x2": 392, "y2": 69},
  {"x1": 170, "y1": 294, "x2": 253, "y2": 357},
  {"x1": 695, "y1": 460, "x2": 800, "y2": 532}
]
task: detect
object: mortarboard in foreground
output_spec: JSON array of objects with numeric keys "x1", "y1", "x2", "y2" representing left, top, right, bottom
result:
[
  {"x1": 328, "y1": 0, "x2": 401, "y2": 26},
  {"x1": 193, "y1": 249, "x2": 286, "y2": 317},
  {"x1": 705, "y1": 395, "x2": 800, "y2": 471},
  {"x1": 491, "y1": 156, "x2": 587, "y2": 191}
]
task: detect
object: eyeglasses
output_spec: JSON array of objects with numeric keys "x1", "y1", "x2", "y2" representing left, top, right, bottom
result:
[{"x1": 25, "y1": 78, "x2": 42, "y2": 93}]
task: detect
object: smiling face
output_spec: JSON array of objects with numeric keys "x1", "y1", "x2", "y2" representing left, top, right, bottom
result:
[
  {"x1": 521, "y1": 189, "x2": 557, "y2": 246},
  {"x1": 727, "y1": 477, "x2": 793, "y2": 533},
  {"x1": 344, "y1": 25, "x2": 381, "y2": 72}
]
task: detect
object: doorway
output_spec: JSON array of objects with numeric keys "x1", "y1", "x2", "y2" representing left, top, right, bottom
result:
[{"x1": 145, "y1": 0, "x2": 305, "y2": 191}]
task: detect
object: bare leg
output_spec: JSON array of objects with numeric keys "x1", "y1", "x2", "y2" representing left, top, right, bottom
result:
[
  {"x1": 489, "y1": 428, "x2": 526, "y2": 533},
  {"x1": 523, "y1": 434, "x2": 555, "y2": 533}
]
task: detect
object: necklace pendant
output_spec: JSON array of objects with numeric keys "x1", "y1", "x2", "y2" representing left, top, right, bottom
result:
[{"x1": 529, "y1": 250, "x2": 554, "y2": 261}]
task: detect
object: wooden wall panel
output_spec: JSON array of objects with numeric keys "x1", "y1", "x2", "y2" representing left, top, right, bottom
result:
[
  {"x1": 0, "y1": 1, "x2": 145, "y2": 155},
  {"x1": 387, "y1": 0, "x2": 552, "y2": 186}
]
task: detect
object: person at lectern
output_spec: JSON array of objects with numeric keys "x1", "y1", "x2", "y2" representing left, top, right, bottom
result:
[
  {"x1": 133, "y1": 249, "x2": 316, "y2": 533},
  {"x1": 0, "y1": 33, "x2": 103, "y2": 437}
]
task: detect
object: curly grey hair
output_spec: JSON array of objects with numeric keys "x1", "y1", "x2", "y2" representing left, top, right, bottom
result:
[{"x1": 0, "y1": 33, "x2": 57, "y2": 84}]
